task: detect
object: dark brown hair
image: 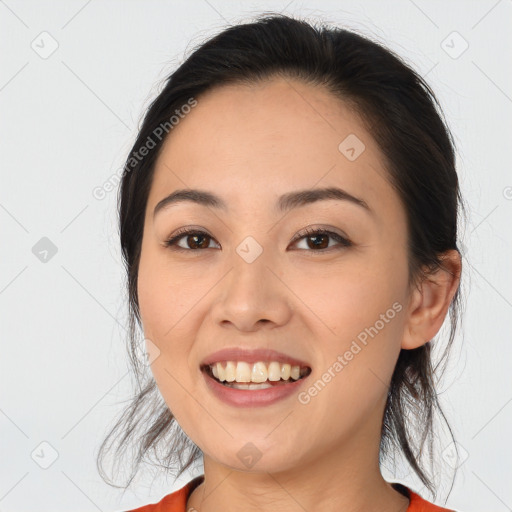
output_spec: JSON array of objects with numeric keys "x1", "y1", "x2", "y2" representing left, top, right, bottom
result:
[{"x1": 96, "y1": 12, "x2": 467, "y2": 502}]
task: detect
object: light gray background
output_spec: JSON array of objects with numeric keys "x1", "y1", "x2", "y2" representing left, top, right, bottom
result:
[{"x1": 1, "y1": 1, "x2": 511, "y2": 511}]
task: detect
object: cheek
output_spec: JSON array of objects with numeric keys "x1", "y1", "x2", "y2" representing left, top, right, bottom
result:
[
  {"x1": 137, "y1": 247, "x2": 201, "y2": 342},
  {"x1": 292, "y1": 254, "x2": 407, "y2": 414},
  {"x1": 290, "y1": 253, "x2": 406, "y2": 341},
  {"x1": 137, "y1": 262, "x2": 198, "y2": 429},
  {"x1": 137, "y1": 250, "x2": 197, "y2": 388}
]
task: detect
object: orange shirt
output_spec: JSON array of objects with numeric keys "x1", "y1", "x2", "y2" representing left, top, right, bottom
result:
[{"x1": 125, "y1": 475, "x2": 457, "y2": 511}]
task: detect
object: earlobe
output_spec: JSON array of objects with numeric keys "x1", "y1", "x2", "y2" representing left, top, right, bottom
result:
[{"x1": 401, "y1": 250, "x2": 462, "y2": 350}]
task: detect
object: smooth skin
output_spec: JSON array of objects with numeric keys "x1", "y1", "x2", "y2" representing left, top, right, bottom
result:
[{"x1": 137, "y1": 77, "x2": 461, "y2": 512}]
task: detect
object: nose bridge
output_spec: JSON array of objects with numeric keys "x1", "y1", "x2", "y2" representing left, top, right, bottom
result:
[{"x1": 211, "y1": 235, "x2": 292, "y2": 330}]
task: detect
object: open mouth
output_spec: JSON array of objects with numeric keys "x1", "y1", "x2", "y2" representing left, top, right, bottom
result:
[{"x1": 200, "y1": 362, "x2": 312, "y2": 390}]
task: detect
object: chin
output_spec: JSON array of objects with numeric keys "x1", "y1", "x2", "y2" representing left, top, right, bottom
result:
[{"x1": 207, "y1": 440, "x2": 302, "y2": 474}]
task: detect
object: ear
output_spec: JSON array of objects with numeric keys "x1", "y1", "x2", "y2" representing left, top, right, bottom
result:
[{"x1": 402, "y1": 249, "x2": 462, "y2": 350}]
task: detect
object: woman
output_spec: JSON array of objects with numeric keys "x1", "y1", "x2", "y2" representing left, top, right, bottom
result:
[{"x1": 98, "y1": 13, "x2": 465, "y2": 512}]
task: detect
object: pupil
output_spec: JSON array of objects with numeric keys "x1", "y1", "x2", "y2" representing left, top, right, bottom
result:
[
  {"x1": 309, "y1": 235, "x2": 328, "y2": 249},
  {"x1": 190, "y1": 234, "x2": 209, "y2": 249}
]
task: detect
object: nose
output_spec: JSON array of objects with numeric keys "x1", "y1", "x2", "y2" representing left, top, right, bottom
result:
[{"x1": 209, "y1": 250, "x2": 293, "y2": 332}]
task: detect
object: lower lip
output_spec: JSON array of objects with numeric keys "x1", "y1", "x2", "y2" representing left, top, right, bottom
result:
[{"x1": 202, "y1": 369, "x2": 309, "y2": 408}]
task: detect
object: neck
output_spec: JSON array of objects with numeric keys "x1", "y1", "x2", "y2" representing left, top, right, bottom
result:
[{"x1": 186, "y1": 410, "x2": 409, "y2": 512}]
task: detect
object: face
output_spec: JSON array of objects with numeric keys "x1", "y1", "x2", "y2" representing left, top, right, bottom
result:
[{"x1": 137, "y1": 77, "x2": 413, "y2": 474}]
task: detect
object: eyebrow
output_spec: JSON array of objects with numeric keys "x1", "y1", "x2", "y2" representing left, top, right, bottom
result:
[{"x1": 153, "y1": 186, "x2": 372, "y2": 217}]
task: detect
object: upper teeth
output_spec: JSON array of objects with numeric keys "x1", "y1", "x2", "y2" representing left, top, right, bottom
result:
[{"x1": 210, "y1": 361, "x2": 307, "y2": 383}]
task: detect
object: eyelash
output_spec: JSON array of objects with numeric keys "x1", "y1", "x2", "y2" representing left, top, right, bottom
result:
[{"x1": 164, "y1": 227, "x2": 353, "y2": 253}]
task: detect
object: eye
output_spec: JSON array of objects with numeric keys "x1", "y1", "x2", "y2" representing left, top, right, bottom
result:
[
  {"x1": 290, "y1": 227, "x2": 352, "y2": 252},
  {"x1": 164, "y1": 228, "x2": 219, "y2": 251},
  {"x1": 164, "y1": 227, "x2": 352, "y2": 252}
]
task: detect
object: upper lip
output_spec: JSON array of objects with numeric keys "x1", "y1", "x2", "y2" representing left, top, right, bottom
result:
[{"x1": 200, "y1": 348, "x2": 311, "y2": 368}]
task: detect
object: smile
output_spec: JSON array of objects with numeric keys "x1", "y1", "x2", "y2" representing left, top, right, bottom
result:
[
  {"x1": 204, "y1": 360, "x2": 311, "y2": 386},
  {"x1": 200, "y1": 361, "x2": 312, "y2": 407}
]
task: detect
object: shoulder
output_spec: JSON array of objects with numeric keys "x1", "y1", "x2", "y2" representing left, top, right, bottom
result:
[
  {"x1": 405, "y1": 487, "x2": 458, "y2": 511},
  {"x1": 124, "y1": 475, "x2": 205, "y2": 512},
  {"x1": 391, "y1": 482, "x2": 458, "y2": 511}
]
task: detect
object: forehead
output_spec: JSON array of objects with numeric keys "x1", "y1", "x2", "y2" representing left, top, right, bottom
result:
[{"x1": 147, "y1": 77, "x2": 403, "y2": 223}]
